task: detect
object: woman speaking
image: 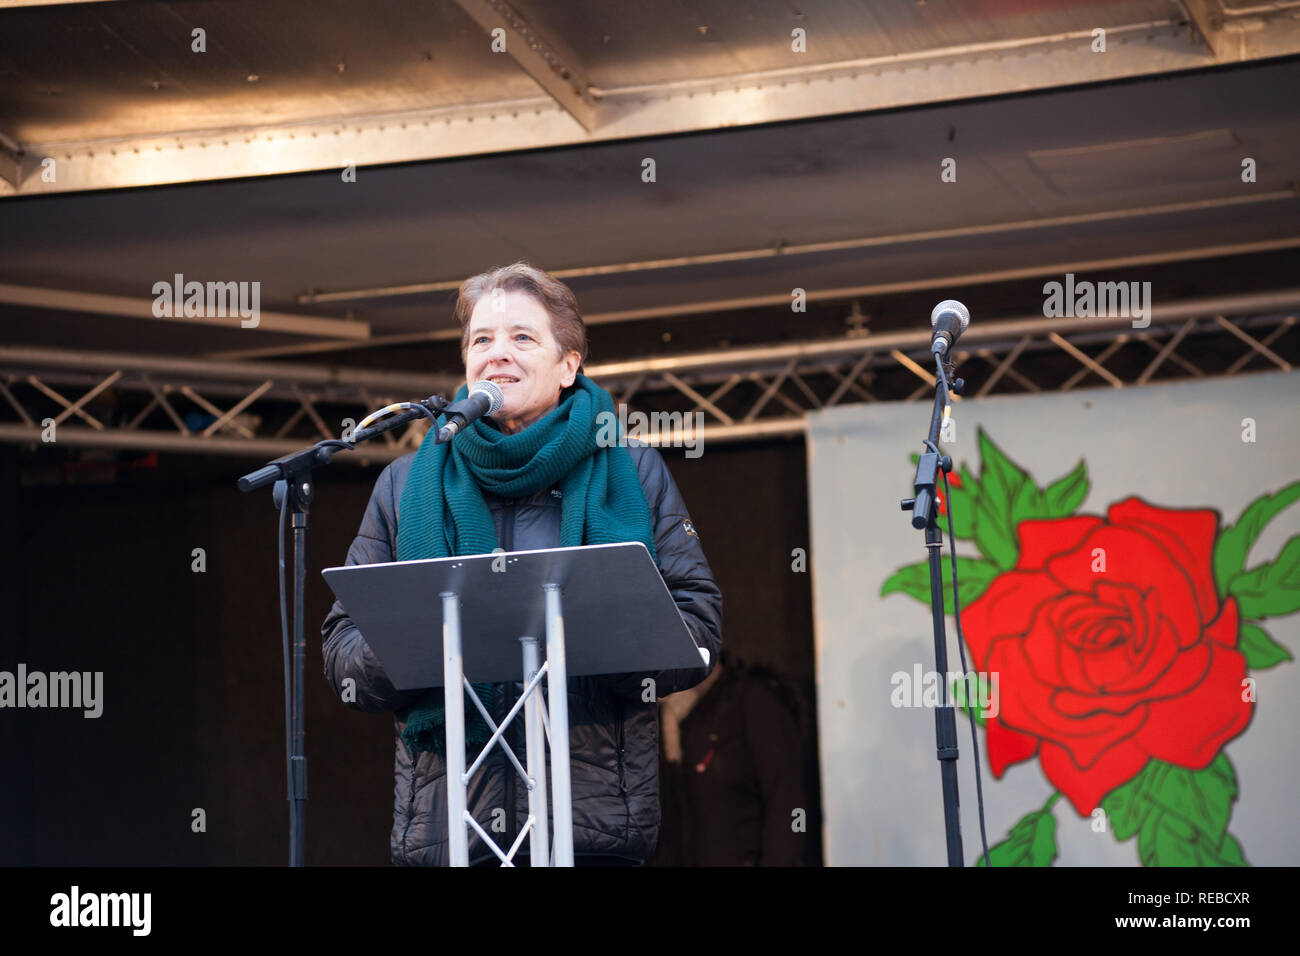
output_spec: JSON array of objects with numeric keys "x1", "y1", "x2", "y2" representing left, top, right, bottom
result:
[{"x1": 321, "y1": 261, "x2": 724, "y2": 867}]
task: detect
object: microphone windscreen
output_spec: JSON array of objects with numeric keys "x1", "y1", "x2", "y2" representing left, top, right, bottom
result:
[
  {"x1": 930, "y1": 299, "x2": 970, "y2": 331},
  {"x1": 469, "y1": 379, "x2": 505, "y2": 415}
]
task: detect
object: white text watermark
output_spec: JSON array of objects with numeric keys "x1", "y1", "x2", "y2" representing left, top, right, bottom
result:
[
  {"x1": 0, "y1": 664, "x2": 103, "y2": 718},
  {"x1": 1043, "y1": 273, "x2": 1151, "y2": 328},
  {"x1": 595, "y1": 406, "x2": 706, "y2": 459},
  {"x1": 151, "y1": 273, "x2": 260, "y2": 328}
]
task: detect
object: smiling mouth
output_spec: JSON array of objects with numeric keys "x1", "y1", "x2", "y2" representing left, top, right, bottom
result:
[{"x1": 485, "y1": 375, "x2": 519, "y2": 385}]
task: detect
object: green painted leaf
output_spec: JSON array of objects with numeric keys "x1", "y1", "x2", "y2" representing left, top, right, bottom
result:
[
  {"x1": 973, "y1": 430, "x2": 1035, "y2": 570},
  {"x1": 1135, "y1": 810, "x2": 1160, "y2": 865},
  {"x1": 976, "y1": 802, "x2": 1058, "y2": 867},
  {"x1": 977, "y1": 429, "x2": 1029, "y2": 502},
  {"x1": 1103, "y1": 755, "x2": 1239, "y2": 861},
  {"x1": 1215, "y1": 832, "x2": 1248, "y2": 867},
  {"x1": 880, "y1": 556, "x2": 1000, "y2": 618},
  {"x1": 1212, "y1": 480, "x2": 1300, "y2": 597},
  {"x1": 1100, "y1": 759, "x2": 1158, "y2": 841},
  {"x1": 1043, "y1": 459, "x2": 1089, "y2": 516},
  {"x1": 977, "y1": 431, "x2": 1034, "y2": 572},
  {"x1": 968, "y1": 430, "x2": 1092, "y2": 570},
  {"x1": 952, "y1": 671, "x2": 992, "y2": 727},
  {"x1": 1144, "y1": 755, "x2": 1237, "y2": 846},
  {"x1": 1139, "y1": 815, "x2": 1250, "y2": 867},
  {"x1": 941, "y1": 475, "x2": 976, "y2": 540},
  {"x1": 1138, "y1": 812, "x2": 1197, "y2": 866},
  {"x1": 1229, "y1": 535, "x2": 1300, "y2": 619},
  {"x1": 974, "y1": 494, "x2": 1021, "y2": 571},
  {"x1": 1239, "y1": 621, "x2": 1293, "y2": 670},
  {"x1": 1010, "y1": 475, "x2": 1048, "y2": 524},
  {"x1": 949, "y1": 465, "x2": 984, "y2": 542}
]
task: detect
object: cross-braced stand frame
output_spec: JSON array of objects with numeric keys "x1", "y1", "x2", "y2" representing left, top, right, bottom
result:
[{"x1": 440, "y1": 584, "x2": 575, "y2": 867}]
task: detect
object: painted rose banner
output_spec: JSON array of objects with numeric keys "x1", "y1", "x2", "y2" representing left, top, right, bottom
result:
[
  {"x1": 882, "y1": 432, "x2": 1297, "y2": 865},
  {"x1": 806, "y1": 371, "x2": 1299, "y2": 866}
]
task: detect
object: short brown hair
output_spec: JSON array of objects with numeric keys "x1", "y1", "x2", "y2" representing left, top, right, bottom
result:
[{"x1": 454, "y1": 261, "x2": 588, "y2": 371}]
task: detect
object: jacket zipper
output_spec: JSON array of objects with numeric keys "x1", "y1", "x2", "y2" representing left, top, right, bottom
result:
[
  {"x1": 402, "y1": 749, "x2": 418, "y2": 861},
  {"x1": 616, "y1": 699, "x2": 626, "y2": 791}
]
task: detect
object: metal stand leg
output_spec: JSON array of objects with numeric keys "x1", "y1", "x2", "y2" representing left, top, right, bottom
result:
[
  {"x1": 544, "y1": 583, "x2": 574, "y2": 867},
  {"x1": 520, "y1": 637, "x2": 550, "y2": 868},
  {"x1": 442, "y1": 591, "x2": 469, "y2": 868}
]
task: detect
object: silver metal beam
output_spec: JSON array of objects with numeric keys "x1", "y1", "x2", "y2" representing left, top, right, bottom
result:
[
  {"x1": 1049, "y1": 332, "x2": 1125, "y2": 388},
  {"x1": 0, "y1": 345, "x2": 459, "y2": 395},
  {"x1": 210, "y1": 236, "x2": 1300, "y2": 362},
  {"x1": 0, "y1": 143, "x2": 19, "y2": 188},
  {"x1": 0, "y1": 0, "x2": 121, "y2": 6},
  {"x1": 451, "y1": 0, "x2": 596, "y2": 132},
  {"x1": 1191, "y1": 0, "x2": 1300, "y2": 60},
  {"x1": 24, "y1": 297, "x2": 1274, "y2": 403},
  {"x1": 1225, "y1": 314, "x2": 1297, "y2": 373},
  {"x1": 0, "y1": 422, "x2": 408, "y2": 462},
  {"x1": 1213, "y1": 313, "x2": 1293, "y2": 370},
  {"x1": 584, "y1": 289, "x2": 1300, "y2": 380},
  {"x1": 295, "y1": 191, "x2": 1298, "y2": 306},
  {"x1": 0, "y1": 283, "x2": 370, "y2": 340},
  {"x1": 1181, "y1": 0, "x2": 1229, "y2": 59}
]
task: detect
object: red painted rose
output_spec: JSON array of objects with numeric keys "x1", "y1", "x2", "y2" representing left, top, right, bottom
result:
[{"x1": 962, "y1": 497, "x2": 1251, "y2": 815}]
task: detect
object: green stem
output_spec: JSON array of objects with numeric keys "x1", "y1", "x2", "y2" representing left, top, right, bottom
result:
[{"x1": 1043, "y1": 793, "x2": 1061, "y2": 813}]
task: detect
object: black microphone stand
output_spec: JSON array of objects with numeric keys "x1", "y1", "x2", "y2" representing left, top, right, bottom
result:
[
  {"x1": 901, "y1": 349, "x2": 966, "y2": 866},
  {"x1": 237, "y1": 395, "x2": 449, "y2": 866}
]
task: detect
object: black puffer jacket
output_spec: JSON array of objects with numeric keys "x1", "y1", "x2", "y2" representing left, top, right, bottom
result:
[{"x1": 321, "y1": 439, "x2": 723, "y2": 865}]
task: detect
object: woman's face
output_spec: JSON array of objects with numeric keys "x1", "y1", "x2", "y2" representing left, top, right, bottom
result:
[{"x1": 465, "y1": 289, "x2": 581, "y2": 435}]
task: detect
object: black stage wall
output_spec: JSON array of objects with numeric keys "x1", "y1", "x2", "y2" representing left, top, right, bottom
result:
[{"x1": 0, "y1": 437, "x2": 819, "y2": 866}]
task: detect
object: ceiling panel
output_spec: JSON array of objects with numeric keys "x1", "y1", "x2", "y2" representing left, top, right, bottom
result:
[
  {"x1": 5, "y1": 0, "x2": 1298, "y2": 195},
  {"x1": 512, "y1": 0, "x2": 1178, "y2": 85},
  {"x1": 0, "y1": 55, "x2": 1296, "y2": 365}
]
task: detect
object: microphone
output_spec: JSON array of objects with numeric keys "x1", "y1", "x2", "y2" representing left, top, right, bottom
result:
[
  {"x1": 930, "y1": 299, "x2": 971, "y2": 356},
  {"x1": 436, "y1": 380, "x2": 504, "y2": 442}
]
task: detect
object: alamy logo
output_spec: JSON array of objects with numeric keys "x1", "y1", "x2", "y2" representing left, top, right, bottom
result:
[
  {"x1": 50, "y1": 886, "x2": 151, "y2": 936},
  {"x1": 890, "y1": 665, "x2": 999, "y2": 719},
  {"x1": 595, "y1": 405, "x2": 706, "y2": 459},
  {"x1": 1042, "y1": 273, "x2": 1151, "y2": 328},
  {"x1": 151, "y1": 273, "x2": 260, "y2": 328},
  {"x1": 0, "y1": 664, "x2": 103, "y2": 718}
]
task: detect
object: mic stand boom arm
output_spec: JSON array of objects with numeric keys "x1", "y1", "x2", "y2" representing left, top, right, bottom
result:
[
  {"x1": 237, "y1": 395, "x2": 449, "y2": 493},
  {"x1": 235, "y1": 394, "x2": 449, "y2": 867}
]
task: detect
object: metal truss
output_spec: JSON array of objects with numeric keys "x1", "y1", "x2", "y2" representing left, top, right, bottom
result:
[
  {"x1": 0, "y1": 346, "x2": 460, "y2": 464},
  {"x1": 581, "y1": 290, "x2": 1299, "y2": 443},
  {"x1": 0, "y1": 291, "x2": 1295, "y2": 458}
]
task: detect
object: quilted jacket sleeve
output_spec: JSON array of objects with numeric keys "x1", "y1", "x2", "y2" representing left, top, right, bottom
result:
[
  {"x1": 604, "y1": 443, "x2": 724, "y2": 701},
  {"x1": 320, "y1": 461, "x2": 425, "y2": 714}
]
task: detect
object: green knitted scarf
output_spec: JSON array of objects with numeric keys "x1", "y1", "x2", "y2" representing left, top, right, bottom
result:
[{"x1": 396, "y1": 373, "x2": 657, "y2": 757}]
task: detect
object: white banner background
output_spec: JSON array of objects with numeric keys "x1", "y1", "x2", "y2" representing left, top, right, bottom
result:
[{"x1": 807, "y1": 370, "x2": 1300, "y2": 866}]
